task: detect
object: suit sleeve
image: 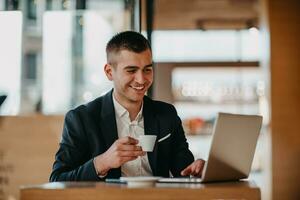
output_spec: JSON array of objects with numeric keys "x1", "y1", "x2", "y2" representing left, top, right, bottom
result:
[
  {"x1": 49, "y1": 110, "x2": 100, "y2": 181},
  {"x1": 169, "y1": 107, "x2": 195, "y2": 177}
]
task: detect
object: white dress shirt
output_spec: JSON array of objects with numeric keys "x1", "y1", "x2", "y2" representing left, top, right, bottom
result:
[{"x1": 113, "y1": 96, "x2": 153, "y2": 177}]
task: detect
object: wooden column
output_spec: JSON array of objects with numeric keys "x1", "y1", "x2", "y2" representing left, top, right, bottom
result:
[{"x1": 262, "y1": 0, "x2": 300, "y2": 199}]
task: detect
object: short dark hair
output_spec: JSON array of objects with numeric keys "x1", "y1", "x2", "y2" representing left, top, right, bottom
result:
[{"x1": 106, "y1": 31, "x2": 151, "y2": 56}]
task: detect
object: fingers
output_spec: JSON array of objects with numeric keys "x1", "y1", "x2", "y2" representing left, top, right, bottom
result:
[
  {"x1": 114, "y1": 138, "x2": 145, "y2": 156},
  {"x1": 195, "y1": 159, "x2": 205, "y2": 176},
  {"x1": 181, "y1": 165, "x2": 192, "y2": 176},
  {"x1": 112, "y1": 137, "x2": 145, "y2": 158},
  {"x1": 116, "y1": 150, "x2": 145, "y2": 157},
  {"x1": 181, "y1": 159, "x2": 206, "y2": 177},
  {"x1": 119, "y1": 156, "x2": 139, "y2": 163},
  {"x1": 103, "y1": 137, "x2": 146, "y2": 169},
  {"x1": 118, "y1": 136, "x2": 138, "y2": 145},
  {"x1": 117, "y1": 144, "x2": 143, "y2": 151}
]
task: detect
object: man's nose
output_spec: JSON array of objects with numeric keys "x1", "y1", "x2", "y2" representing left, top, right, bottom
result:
[{"x1": 134, "y1": 71, "x2": 145, "y2": 84}]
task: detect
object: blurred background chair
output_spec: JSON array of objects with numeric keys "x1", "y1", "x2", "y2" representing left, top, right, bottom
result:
[{"x1": 0, "y1": 95, "x2": 7, "y2": 109}]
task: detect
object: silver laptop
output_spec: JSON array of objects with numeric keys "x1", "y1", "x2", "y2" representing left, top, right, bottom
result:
[{"x1": 159, "y1": 112, "x2": 263, "y2": 183}]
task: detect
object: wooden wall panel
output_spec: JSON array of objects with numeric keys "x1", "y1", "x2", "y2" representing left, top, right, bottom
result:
[
  {"x1": 153, "y1": 63, "x2": 173, "y2": 103},
  {"x1": 0, "y1": 115, "x2": 64, "y2": 200}
]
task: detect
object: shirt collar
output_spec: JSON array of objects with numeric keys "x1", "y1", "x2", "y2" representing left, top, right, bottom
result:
[{"x1": 113, "y1": 94, "x2": 143, "y2": 122}]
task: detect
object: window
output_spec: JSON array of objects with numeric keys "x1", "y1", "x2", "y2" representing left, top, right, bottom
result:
[
  {"x1": 26, "y1": 0, "x2": 37, "y2": 20},
  {"x1": 24, "y1": 53, "x2": 37, "y2": 80},
  {"x1": 152, "y1": 30, "x2": 260, "y2": 62}
]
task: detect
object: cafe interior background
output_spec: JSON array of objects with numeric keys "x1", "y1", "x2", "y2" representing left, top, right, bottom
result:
[{"x1": 0, "y1": 0, "x2": 299, "y2": 200}]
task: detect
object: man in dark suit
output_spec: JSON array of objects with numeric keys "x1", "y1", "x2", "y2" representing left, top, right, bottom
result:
[{"x1": 50, "y1": 31, "x2": 205, "y2": 181}]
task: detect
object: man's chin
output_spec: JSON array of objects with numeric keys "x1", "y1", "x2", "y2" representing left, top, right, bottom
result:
[
  {"x1": 131, "y1": 96, "x2": 144, "y2": 102},
  {"x1": 128, "y1": 93, "x2": 145, "y2": 102}
]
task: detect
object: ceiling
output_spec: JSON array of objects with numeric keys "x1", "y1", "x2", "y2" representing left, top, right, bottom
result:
[{"x1": 142, "y1": 0, "x2": 259, "y2": 30}]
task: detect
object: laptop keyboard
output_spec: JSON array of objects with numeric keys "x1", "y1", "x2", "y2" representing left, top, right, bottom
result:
[{"x1": 158, "y1": 177, "x2": 202, "y2": 183}]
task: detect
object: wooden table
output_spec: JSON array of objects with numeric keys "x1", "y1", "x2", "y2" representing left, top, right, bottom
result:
[{"x1": 20, "y1": 181, "x2": 261, "y2": 200}]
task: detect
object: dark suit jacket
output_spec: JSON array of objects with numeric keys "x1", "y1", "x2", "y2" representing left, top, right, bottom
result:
[{"x1": 50, "y1": 90, "x2": 194, "y2": 181}]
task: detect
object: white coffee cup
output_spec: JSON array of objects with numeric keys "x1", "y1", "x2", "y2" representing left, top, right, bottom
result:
[{"x1": 138, "y1": 135, "x2": 157, "y2": 152}]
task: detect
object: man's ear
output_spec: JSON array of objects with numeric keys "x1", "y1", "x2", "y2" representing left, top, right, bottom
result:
[{"x1": 104, "y1": 64, "x2": 113, "y2": 81}]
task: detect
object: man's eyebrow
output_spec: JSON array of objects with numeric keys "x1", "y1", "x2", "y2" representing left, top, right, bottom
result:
[
  {"x1": 144, "y1": 64, "x2": 153, "y2": 68},
  {"x1": 124, "y1": 64, "x2": 153, "y2": 69},
  {"x1": 124, "y1": 66, "x2": 138, "y2": 70}
]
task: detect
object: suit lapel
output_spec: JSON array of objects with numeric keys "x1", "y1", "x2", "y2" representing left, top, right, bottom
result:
[
  {"x1": 99, "y1": 90, "x2": 121, "y2": 177},
  {"x1": 100, "y1": 90, "x2": 118, "y2": 148},
  {"x1": 143, "y1": 96, "x2": 160, "y2": 175}
]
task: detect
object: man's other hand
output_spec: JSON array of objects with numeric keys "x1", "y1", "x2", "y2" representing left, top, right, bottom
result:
[{"x1": 180, "y1": 159, "x2": 206, "y2": 177}]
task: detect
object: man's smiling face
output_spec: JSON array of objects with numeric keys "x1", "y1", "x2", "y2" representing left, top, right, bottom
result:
[{"x1": 104, "y1": 49, "x2": 153, "y2": 105}]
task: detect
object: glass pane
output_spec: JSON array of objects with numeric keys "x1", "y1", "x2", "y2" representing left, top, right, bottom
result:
[
  {"x1": 241, "y1": 29, "x2": 260, "y2": 61},
  {"x1": 0, "y1": 11, "x2": 22, "y2": 115},
  {"x1": 42, "y1": 9, "x2": 134, "y2": 114},
  {"x1": 152, "y1": 30, "x2": 259, "y2": 62},
  {"x1": 27, "y1": 0, "x2": 37, "y2": 20},
  {"x1": 42, "y1": 11, "x2": 73, "y2": 113}
]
